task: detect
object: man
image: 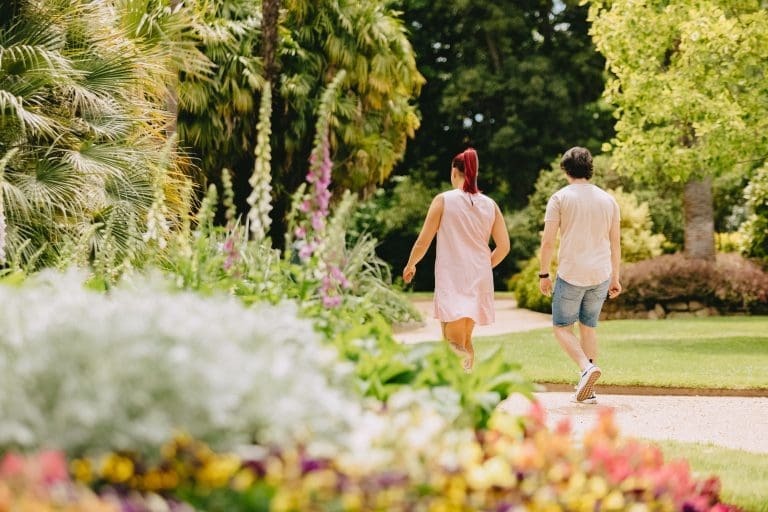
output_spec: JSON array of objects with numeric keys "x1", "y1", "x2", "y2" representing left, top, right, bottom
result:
[{"x1": 538, "y1": 147, "x2": 622, "y2": 403}]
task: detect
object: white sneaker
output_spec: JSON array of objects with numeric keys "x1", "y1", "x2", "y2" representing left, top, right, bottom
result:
[
  {"x1": 575, "y1": 364, "x2": 601, "y2": 402},
  {"x1": 571, "y1": 392, "x2": 598, "y2": 404}
]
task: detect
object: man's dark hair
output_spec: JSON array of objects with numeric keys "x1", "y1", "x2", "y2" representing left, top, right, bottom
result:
[{"x1": 560, "y1": 147, "x2": 593, "y2": 179}]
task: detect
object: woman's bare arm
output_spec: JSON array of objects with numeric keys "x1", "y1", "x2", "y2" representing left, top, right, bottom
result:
[
  {"x1": 490, "y1": 203, "x2": 510, "y2": 268},
  {"x1": 403, "y1": 195, "x2": 444, "y2": 283}
]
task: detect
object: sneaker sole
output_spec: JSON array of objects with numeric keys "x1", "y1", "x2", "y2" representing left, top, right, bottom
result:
[
  {"x1": 571, "y1": 396, "x2": 598, "y2": 405},
  {"x1": 576, "y1": 369, "x2": 601, "y2": 402}
]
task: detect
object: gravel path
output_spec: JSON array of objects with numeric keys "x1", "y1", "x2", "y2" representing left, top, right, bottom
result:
[
  {"x1": 500, "y1": 392, "x2": 768, "y2": 454},
  {"x1": 395, "y1": 296, "x2": 768, "y2": 453}
]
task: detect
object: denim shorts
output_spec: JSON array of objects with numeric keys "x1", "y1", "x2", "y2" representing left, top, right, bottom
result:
[{"x1": 552, "y1": 276, "x2": 610, "y2": 328}]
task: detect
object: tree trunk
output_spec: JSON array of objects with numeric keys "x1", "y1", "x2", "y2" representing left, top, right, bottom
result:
[
  {"x1": 261, "y1": 0, "x2": 280, "y2": 87},
  {"x1": 683, "y1": 176, "x2": 715, "y2": 261}
]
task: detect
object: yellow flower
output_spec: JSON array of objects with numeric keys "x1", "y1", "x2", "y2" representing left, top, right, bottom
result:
[
  {"x1": 231, "y1": 468, "x2": 255, "y2": 491},
  {"x1": 428, "y1": 500, "x2": 449, "y2": 512},
  {"x1": 573, "y1": 494, "x2": 598, "y2": 512},
  {"x1": 601, "y1": 490, "x2": 626, "y2": 510},
  {"x1": 70, "y1": 458, "x2": 93, "y2": 483},
  {"x1": 488, "y1": 411, "x2": 522, "y2": 437},
  {"x1": 341, "y1": 490, "x2": 363, "y2": 511},
  {"x1": 269, "y1": 489, "x2": 294, "y2": 512},
  {"x1": 142, "y1": 470, "x2": 164, "y2": 492},
  {"x1": 457, "y1": 442, "x2": 483, "y2": 467},
  {"x1": 546, "y1": 462, "x2": 569, "y2": 483},
  {"x1": 302, "y1": 469, "x2": 337, "y2": 492},
  {"x1": 445, "y1": 475, "x2": 467, "y2": 504},
  {"x1": 161, "y1": 471, "x2": 179, "y2": 490},
  {"x1": 587, "y1": 475, "x2": 608, "y2": 498},
  {"x1": 100, "y1": 454, "x2": 134, "y2": 483},
  {"x1": 567, "y1": 471, "x2": 587, "y2": 493},
  {"x1": 265, "y1": 457, "x2": 284, "y2": 486},
  {"x1": 428, "y1": 499, "x2": 463, "y2": 512},
  {"x1": 466, "y1": 465, "x2": 490, "y2": 491},
  {"x1": 195, "y1": 454, "x2": 241, "y2": 488},
  {"x1": 532, "y1": 486, "x2": 559, "y2": 508},
  {"x1": 483, "y1": 456, "x2": 515, "y2": 488}
]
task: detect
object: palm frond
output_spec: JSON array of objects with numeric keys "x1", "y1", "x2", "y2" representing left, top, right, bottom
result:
[
  {"x1": 7, "y1": 158, "x2": 84, "y2": 215},
  {"x1": 0, "y1": 89, "x2": 62, "y2": 138}
]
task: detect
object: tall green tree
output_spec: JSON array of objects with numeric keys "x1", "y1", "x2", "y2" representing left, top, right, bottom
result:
[
  {"x1": 176, "y1": 0, "x2": 423, "y2": 242},
  {"x1": 393, "y1": 0, "x2": 613, "y2": 208},
  {"x1": 588, "y1": 0, "x2": 768, "y2": 260}
]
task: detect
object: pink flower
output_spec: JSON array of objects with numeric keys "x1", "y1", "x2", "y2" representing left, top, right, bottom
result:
[
  {"x1": 311, "y1": 212, "x2": 325, "y2": 231},
  {"x1": 299, "y1": 242, "x2": 315, "y2": 261},
  {"x1": 322, "y1": 294, "x2": 342, "y2": 308},
  {"x1": 527, "y1": 401, "x2": 546, "y2": 427},
  {"x1": 555, "y1": 418, "x2": 571, "y2": 435},
  {"x1": 37, "y1": 451, "x2": 68, "y2": 484},
  {"x1": 0, "y1": 453, "x2": 26, "y2": 478}
]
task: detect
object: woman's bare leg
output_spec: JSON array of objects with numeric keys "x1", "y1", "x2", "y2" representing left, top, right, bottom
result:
[
  {"x1": 462, "y1": 318, "x2": 476, "y2": 371},
  {"x1": 445, "y1": 318, "x2": 475, "y2": 372},
  {"x1": 444, "y1": 319, "x2": 466, "y2": 356}
]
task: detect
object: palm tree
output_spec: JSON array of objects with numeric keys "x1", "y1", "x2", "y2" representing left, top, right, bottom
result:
[
  {"x1": 0, "y1": 0, "x2": 202, "y2": 268},
  {"x1": 280, "y1": 0, "x2": 424, "y2": 193}
]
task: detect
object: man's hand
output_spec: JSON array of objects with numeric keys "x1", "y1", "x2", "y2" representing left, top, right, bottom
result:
[
  {"x1": 608, "y1": 278, "x2": 622, "y2": 299},
  {"x1": 539, "y1": 276, "x2": 553, "y2": 296},
  {"x1": 403, "y1": 264, "x2": 416, "y2": 284}
]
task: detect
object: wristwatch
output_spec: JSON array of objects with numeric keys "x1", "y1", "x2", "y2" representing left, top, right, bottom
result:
[{"x1": 537, "y1": 272, "x2": 549, "y2": 279}]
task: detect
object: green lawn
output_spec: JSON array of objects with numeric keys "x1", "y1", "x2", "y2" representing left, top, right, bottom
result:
[
  {"x1": 651, "y1": 440, "x2": 768, "y2": 511},
  {"x1": 473, "y1": 317, "x2": 768, "y2": 389}
]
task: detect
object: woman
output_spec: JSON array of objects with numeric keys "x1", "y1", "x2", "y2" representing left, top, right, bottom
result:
[{"x1": 403, "y1": 148, "x2": 510, "y2": 372}]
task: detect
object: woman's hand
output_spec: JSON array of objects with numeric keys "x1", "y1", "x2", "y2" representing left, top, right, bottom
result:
[{"x1": 403, "y1": 264, "x2": 416, "y2": 284}]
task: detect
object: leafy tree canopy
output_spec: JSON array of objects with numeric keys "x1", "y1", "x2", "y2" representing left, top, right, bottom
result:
[
  {"x1": 176, "y1": 0, "x2": 424, "y2": 219},
  {"x1": 588, "y1": 0, "x2": 768, "y2": 184},
  {"x1": 393, "y1": 0, "x2": 613, "y2": 208}
]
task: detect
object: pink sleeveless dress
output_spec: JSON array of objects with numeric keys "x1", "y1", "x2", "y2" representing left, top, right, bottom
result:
[{"x1": 434, "y1": 189, "x2": 496, "y2": 325}]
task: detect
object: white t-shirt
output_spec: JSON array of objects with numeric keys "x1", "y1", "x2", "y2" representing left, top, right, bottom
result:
[{"x1": 544, "y1": 183, "x2": 620, "y2": 286}]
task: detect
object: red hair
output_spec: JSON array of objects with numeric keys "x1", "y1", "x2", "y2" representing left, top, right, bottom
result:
[{"x1": 452, "y1": 148, "x2": 479, "y2": 194}]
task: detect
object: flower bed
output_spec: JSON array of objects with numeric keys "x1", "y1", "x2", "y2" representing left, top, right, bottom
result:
[{"x1": 58, "y1": 405, "x2": 739, "y2": 511}]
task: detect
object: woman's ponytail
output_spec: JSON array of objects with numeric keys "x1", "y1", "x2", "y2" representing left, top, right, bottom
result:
[{"x1": 461, "y1": 148, "x2": 479, "y2": 194}]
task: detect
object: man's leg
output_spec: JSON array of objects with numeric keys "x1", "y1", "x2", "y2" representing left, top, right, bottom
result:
[
  {"x1": 552, "y1": 277, "x2": 591, "y2": 371},
  {"x1": 553, "y1": 325, "x2": 591, "y2": 371},
  {"x1": 578, "y1": 280, "x2": 610, "y2": 364},
  {"x1": 552, "y1": 277, "x2": 601, "y2": 401},
  {"x1": 578, "y1": 324, "x2": 597, "y2": 364}
]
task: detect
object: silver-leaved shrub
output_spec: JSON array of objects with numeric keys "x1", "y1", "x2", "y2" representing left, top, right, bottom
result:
[{"x1": 0, "y1": 271, "x2": 361, "y2": 454}]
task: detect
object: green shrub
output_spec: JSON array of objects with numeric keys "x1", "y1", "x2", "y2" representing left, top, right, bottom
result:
[
  {"x1": 739, "y1": 164, "x2": 768, "y2": 264},
  {"x1": 509, "y1": 257, "x2": 552, "y2": 313},
  {"x1": 611, "y1": 253, "x2": 768, "y2": 314},
  {"x1": 609, "y1": 187, "x2": 665, "y2": 262},
  {"x1": 716, "y1": 232, "x2": 743, "y2": 253}
]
